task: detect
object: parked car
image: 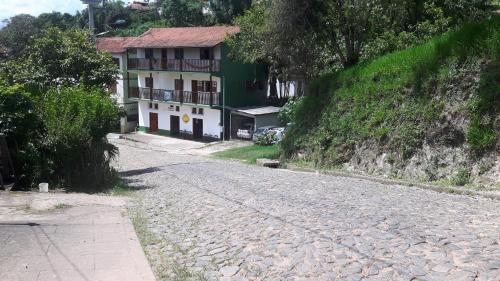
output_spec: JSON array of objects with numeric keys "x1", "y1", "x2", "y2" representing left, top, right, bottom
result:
[
  {"x1": 236, "y1": 123, "x2": 254, "y2": 139},
  {"x1": 252, "y1": 126, "x2": 277, "y2": 142},
  {"x1": 268, "y1": 127, "x2": 286, "y2": 143}
]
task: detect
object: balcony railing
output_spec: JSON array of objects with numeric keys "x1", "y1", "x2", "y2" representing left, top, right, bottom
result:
[
  {"x1": 127, "y1": 58, "x2": 221, "y2": 72},
  {"x1": 129, "y1": 87, "x2": 220, "y2": 106}
]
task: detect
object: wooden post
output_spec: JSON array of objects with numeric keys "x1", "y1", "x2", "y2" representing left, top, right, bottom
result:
[
  {"x1": 149, "y1": 73, "x2": 153, "y2": 101},
  {"x1": 180, "y1": 74, "x2": 183, "y2": 104},
  {"x1": 209, "y1": 74, "x2": 213, "y2": 106}
]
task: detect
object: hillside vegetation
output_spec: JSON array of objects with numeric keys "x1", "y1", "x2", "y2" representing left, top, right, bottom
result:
[{"x1": 283, "y1": 17, "x2": 500, "y2": 186}]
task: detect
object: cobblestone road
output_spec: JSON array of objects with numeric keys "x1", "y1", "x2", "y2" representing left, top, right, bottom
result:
[{"x1": 114, "y1": 140, "x2": 500, "y2": 281}]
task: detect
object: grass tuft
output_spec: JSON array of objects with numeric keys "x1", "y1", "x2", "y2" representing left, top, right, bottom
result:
[{"x1": 213, "y1": 144, "x2": 280, "y2": 164}]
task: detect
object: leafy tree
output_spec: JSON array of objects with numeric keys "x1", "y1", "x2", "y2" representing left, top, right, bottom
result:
[
  {"x1": 226, "y1": 1, "x2": 290, "y2": 97},
  {"x1": 0, "y1": 82, "x2": 46, "y2": 188},
  {"x1": 161, "y1": 0, "x2": 206, "y2": 26},
  {"x1": 6, "y1": 28, "x2": 118, "y2": 88},
  {"x1": 36, "y1": 12, "x2": 79, "y2": 30},
  {"x1": 208, "y1": 0, "x2": 252, "y2": 24},
  {"x1": 0, "y1": 14, "x2": 39, "y2": 58}
]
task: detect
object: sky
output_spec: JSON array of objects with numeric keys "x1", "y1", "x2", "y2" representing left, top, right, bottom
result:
[{"x1": 0, "y1": 0, "x2": 86, "y2": 26}]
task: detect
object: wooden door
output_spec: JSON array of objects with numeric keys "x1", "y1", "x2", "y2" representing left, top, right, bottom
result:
[
  {"x1": 191, "y1": 80, "x2": 198, "y2": 104},
  {"x1": 170, "y1": 115, "x2": 180, "y2": 136},
  {"x1": 145, "y1": 77, "x2": 154, "y2": 88},
  {"x1": 149, "y1": 112, "x2": 158, "y2": 133},
  {"x1": 193, "y1": 118, "x2": 203, "y2": 140}
]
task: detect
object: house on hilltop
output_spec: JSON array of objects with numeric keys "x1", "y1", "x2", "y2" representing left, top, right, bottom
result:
[{"x1": 123, "y1": 26, "x2": 269, "y2": 141}]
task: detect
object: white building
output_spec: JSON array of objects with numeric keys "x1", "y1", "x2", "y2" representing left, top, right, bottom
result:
[
  {"x1": 122, "y1": 26, "x2": 269, "y2": 141},
  {"x1": 96, "y1": 37, "x2": 139, "y2": 133}
]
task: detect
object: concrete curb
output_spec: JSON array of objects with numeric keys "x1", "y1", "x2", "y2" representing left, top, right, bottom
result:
[{"x1": 286, "y1": 165, "x2": 500, "y2": 201}]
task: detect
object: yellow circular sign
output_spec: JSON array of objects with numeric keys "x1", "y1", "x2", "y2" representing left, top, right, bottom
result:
[{"x1": 182, "y1": 114, "x2": 190, "y2": 123}]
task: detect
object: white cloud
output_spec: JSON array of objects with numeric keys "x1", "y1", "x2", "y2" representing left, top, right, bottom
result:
[{"x1": 0, "y1": 0, "x2": 86, "y2": 21}]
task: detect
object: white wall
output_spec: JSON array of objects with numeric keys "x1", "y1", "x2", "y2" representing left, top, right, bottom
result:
[
  {"x1": 134, "y1": 47, "x2": 221, "y2": 60},
  {"x1": 112, "y1": 53, "x2": 125, "y2": 104},
  {"x1": 138, "y1": 101, "x2": 221, "y2": 138}
]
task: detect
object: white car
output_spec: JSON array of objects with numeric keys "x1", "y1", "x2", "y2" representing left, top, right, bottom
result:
[{"x1": 237, "y1": 124, "x2": 254, "y2": 139}]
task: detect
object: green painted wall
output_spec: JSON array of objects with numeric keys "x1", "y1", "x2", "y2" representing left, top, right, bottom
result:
[{"x1": 218, "y1": 44, "x2": 268, "y2": 108}]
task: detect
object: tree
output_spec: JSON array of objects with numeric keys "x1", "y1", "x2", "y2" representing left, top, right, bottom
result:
[
  {"x1": 6, "y1": 28, "x2": 118, "y2": 89},
  {"x1": 161, "y1": 0, "x2": 206, "y2": 26},
  {"x1": 226, "y1": 1, "x2": 282, "y2": 97},
  {"x1": 0, "y1": 14, "x2": 39, "y2": 58},
  {"x1": 0, "y1": 81, "x2": 46, "y2": 188},
  {"x1": 209, "y1": 0, "x2": 252, "y2": 24},
  {"x1": 36, "y1": 12, "x2": 79, "y2": 30}
]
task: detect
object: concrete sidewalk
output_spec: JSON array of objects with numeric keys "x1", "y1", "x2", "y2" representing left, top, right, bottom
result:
[
  {"x1": 0, "y1": 192, "x2": 156, "y2": 281},
  {"x1": 113, "y1": 132, "x2": 251, "y2": 156}
]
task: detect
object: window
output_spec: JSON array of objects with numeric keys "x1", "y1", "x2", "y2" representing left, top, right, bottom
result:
[
  {"x1": 174, "y1": 48, "x2": 184, "y2": 59},
  {"x1": 145, "y1": 77, "x2": 154, "y2": 88},
  {"x1": 112, "y1": 57, "x2": 120, "y2": 66},
  {"x1": 200, "y1": 48, "x2": 212, "y2": 60},
  {"x1": 174, "y1": 79, "x2": 183, "y2": 91},
  {"x1": 127, "y1": 114, "x2": 139, "y2": 122},
  {"x1": 198, "y1": 108, "x2": 204, "y2": 115},
  {"x1": 145, "y1": 49, "x2": 154, "y2": 59},
  {"x1": 175, "y1": 106, "x2": 180, "y2": 112},
  {"x1": 192, "y1": 108, "x2": 197, "y2": 114},
  {"x1": 161, "y1": 48, "x2": 168, "y2": 58},
  {"x1": 154, "y1": 103, "x2": 158, "y2": 109},
  {"x1": 148, "y1": 102, "x2": 153, "y2": 109},
  {"x1": 194, "y1": 81, "x2": 217, "y2": 92}
]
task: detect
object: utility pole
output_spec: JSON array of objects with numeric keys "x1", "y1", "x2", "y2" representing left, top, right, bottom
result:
[
  {"x1": 81, "y1": 0, "x2": 100, "y2": 34},
  {"x1": 88, "y1": 3, "x2": 95, "y2": 34}
]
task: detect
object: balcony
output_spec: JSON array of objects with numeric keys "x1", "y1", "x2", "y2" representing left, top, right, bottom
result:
[
  {"x1": 127, "y1": 58, "x2": 221, "y2": 73},
  {"x1": 129, "y1": 87, "x2": 220, "y2": 106}
]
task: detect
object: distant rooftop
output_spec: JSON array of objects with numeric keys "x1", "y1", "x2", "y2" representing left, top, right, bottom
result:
[
  {"x1": 124, "y1": 26, "x2": 240, "y2": 49},
  {"x1": 96, "y1": 37, "x2": 135, "y2": 53}
]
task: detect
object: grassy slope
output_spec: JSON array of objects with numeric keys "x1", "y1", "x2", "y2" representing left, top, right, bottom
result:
[
  {"x1": 284, "y1": 17, "x2": 499, "y2": 172},
  {"x1": 213, "y1": 144, "x2": 280, "y2": 164}
]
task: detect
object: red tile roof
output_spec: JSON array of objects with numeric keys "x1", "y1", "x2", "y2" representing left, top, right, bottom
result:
[
  {"x1": 124, "y1": 26, "x2": 240, "y2": 48},
  {"x1": 96, "y1": 37, "x2": 135, "y2": 53}
]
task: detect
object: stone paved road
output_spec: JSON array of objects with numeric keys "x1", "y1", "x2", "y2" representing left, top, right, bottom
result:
[{"x1": 114, "y1": 140, "x2": 500, "y2": 281}]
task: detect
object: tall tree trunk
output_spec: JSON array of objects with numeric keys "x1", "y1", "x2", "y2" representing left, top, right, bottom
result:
[{"x1": 269, "y1": 73, "x2": 278, "y2": 99}]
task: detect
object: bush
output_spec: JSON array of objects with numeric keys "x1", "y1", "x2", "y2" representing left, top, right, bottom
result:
[
  {"x1": 39, "y1": 86, "x2": 120, "y2": 192},
  {"x1": 0, "y1": 83, "x2": 46, "y2": 189},
  {"x1": 451, "y1": 168, "x2": 471, "y2": 186},
  {"x1": 278, "y1": 97, "x2": 303, "y2": 124},
  {"x1": 255, "y1": 132, "x2": 277, "y2": 146}
]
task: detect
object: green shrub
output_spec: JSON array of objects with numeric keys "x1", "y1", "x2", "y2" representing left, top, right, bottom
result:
[
  {"x1": 278, "y1": 97, "x2": 303, "y2": 124},
  {"x1": 467, "y1": 120, "x2": 496, "y2": 150},
  {"x1": 451, "y1": 168, "x2": 471, "y2": 186},
  {"x1": 255, "y1": 132, "x2": 277, "y2": 146},
  {"x1": 0, "y1": 83, "x2": 47, "y2": 189},
  {"x1": 39, "y1": 86, "x2": 120, "y2": 192}
]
